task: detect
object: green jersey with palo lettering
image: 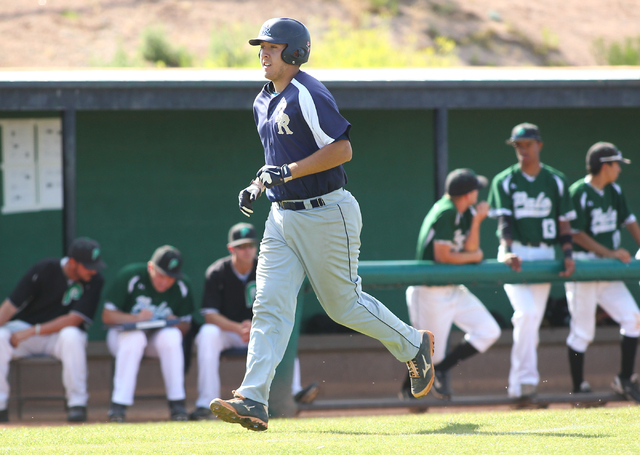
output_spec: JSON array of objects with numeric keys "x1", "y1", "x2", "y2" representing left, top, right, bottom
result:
[
  {"x1": 103, "y1": 263, "x2": 194, "y2": 321},
  {"x1": 488, "y1": 163, "x2": 576, "y2": 244},
  {"x1": 569, "y1": 177, "x2": 636, "y2": 253},
  {"x1": 416, "y1": 196, "x2": 474, "y2": 261}
]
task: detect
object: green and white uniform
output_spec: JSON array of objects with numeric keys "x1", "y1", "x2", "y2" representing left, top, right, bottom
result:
[
  {"x1": 104, "y1": 263, "x2": 194, "y2": 406},
  {"x1": 407, "y1": 197, "x2": 500, "y2": 365},
  {"x1": 488, "y1": 163, "x2": 575, "y2": 398},
  {"x1": 565, "y1": 177, "x2": 640, "y2": 353}
]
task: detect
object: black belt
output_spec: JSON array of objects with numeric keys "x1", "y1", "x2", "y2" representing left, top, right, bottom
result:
[
  {"x1": 278, "y1": 197, "x2": 326, "y2": 211},
  {"x1": 521, "y1": 242, "x2": 544, "y2": 247}
]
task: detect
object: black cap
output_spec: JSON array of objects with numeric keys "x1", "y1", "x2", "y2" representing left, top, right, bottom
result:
[
  {"x1": 445, "y1": 168, "x2": 488, "y2": 197},
  {"x1": 506, "y1": 122, "x2": 542, "y2": 145},
  {"x1": 150, "y1": 245, "x2": 183, "y2": 279},
  {"x1": 587, "y1": 142, "x2": 631, "y2": 173},
  {"x1": 68, "y1": 237, "x2": 106, "y2": 271},
  {"x1": 228, "y1": 223, "x2": 257, "y2": 247}
]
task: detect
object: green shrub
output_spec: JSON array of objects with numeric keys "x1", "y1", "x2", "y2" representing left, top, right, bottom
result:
[
  {"x1": 594, "y1": 36, "x2": 640, "y2": 65},
  {"x1": 308, "y1": 19, "x2": 457, "y2": 68},
  {"x1": 140, "y1": 26, "x2": 193, "y2": 67},
  {"x1": 205, "y1": 23, "x2": 257, "y2": 68}
]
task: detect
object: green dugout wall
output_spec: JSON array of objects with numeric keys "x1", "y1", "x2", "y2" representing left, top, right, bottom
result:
[
  {"x1": 1, "y1": 69, "x2": 640, "y2": 340},
  {"x1": 3, "y1": 107, "x2": 640, "y2": 339}
]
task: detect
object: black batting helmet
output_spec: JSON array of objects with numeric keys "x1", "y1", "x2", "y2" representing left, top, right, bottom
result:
[{"x1": 249, "y1": 18, "x2": 311, "y2": 65}]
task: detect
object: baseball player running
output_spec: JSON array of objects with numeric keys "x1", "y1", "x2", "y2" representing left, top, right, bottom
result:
[
  {"x1": 209, "y1": 17, "x2": 434, "y2": 431},
  {"x1": 488, "y1": 123, "x2": 576, "y2": 400},
  {"x1": 564, "y1": 142, "x2": 640, "y2": 402},
  {"x1": 405, "y1": 169, "x2": 501, "y2": 400},
  {"x1": 102, "y1": 245, "x2": 194, "y2": 422}
]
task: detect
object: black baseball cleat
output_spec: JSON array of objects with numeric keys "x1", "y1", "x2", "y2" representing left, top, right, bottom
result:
[
  {"x1": 108, "y1": 402, "x2": 126, "y2": 423},
  {"x1": 189, "y1": 407, "x2": 214, "y2": 421},
  {"x1": 406, "y1": 330, "x2": 435, "y2": 398},
  {"x1": 431, "y1": 369, "x2": 452, "y2": 400},
  {"x1": 294, "y1": 382, "x2": 320, "y2": 404},
  {"x1": 209, "y1": 391, "x2": 268, "y2": 431},
  {"x1": 573, "y1": 380, "x2": 592, "y2": 394},
  {"x1": 67, "y1": 406, "x2": 87, "y2": 422},
  {"x1": 612, "y1": 374, "x2": 640, "y2": 403},
  {"x1": 169, "y1": 400, "x2": 189, "y2": 421}
]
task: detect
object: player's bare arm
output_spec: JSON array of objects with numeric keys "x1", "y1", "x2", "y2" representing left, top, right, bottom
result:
[
  {"x1": 434, "y1": 242, "x2": 483, "y2": 264},
  {"x1": 572, "y1": 231, "x2": 631, "y2": 263},
  {"x1": 463, "y1": 201, "x2": 489, "y2": 252},
  {"x1": 9, "y1": 312, "x2": 84, "y2": 348},
  {"x1": 558, "y1": 220, "x2": 575, "y2": 277},
  {"x1": 257, "y1": 140, "x2": 352, "y2": 190},
  {"x1": 102, "y1": 307, "x2": 154, "y2": 325},
  {"x1": 0, "y1": 299, "x2": 17, "y2": 327},
  {"x1": 497, "y1": 215, "x2": 522, "y2": 272},
  {"x1": 288, "y1": 139, "x2": 352, "y2": 179}
]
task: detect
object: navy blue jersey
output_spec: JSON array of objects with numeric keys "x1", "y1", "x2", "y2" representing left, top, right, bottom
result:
[{"x1": 253, "y1": 71, "x2": 351, "y2": 201}]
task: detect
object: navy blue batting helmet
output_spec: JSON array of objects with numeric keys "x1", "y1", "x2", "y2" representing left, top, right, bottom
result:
[{"x1": 249, "y1": 18, "x2": 311, "y2": 65}]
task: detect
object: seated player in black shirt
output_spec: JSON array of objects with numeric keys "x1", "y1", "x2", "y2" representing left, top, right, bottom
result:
[{"x1": 0, "y1": 238, "x2": 105, "y2": 423}]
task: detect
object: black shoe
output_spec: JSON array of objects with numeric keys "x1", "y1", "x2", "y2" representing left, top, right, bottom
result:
[
  {"x1": 612, "y1": 374, "x2": 640, "y2": 403},
  {"x1": 210, "y1": 391, "x2": 269, "y2": 431},
  {"x1": 108, "y1": 402, "x2": 126, "y2": 423},
  {"x1": 573, "y1": 380, "x2": 592, "y2": 394},
  {"x1": 431, "y1": 369, "x2": 452, "y2": 400},
  {"x1": 405, "y1": 330, "x2": 435, "y2": 398},
  {"x1": 67, "y1": 406, "x2": 87, "y2": 422},
  {"x1": 169, "y1": 400, "x2": 189, "y2": 421},
  {"x1": 189, "y1": 407, "x2": 214, "y2": 421},
  {"x1": 0, "y1": 408, "x2": 8, "y2": 422},
  {"x1": 294, "y1": 382, "x2": 320, "y2": 404}
]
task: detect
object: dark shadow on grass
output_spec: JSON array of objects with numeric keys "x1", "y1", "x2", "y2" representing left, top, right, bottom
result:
[{"x1": 306, "y1": 422, "x2": 609, "y2": 439}]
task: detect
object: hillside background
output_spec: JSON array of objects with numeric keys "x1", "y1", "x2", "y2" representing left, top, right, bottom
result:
[{"x1": 1, "y1": 0, "x2": 639, "y2": 68}]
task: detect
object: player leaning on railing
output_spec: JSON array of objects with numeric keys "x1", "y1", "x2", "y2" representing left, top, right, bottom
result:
[{"x1": 488, "y1": 123, "x2": 576, "y2": 401}]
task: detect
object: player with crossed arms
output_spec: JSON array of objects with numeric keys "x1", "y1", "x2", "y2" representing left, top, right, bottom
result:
[
  {"x1": 488, "y1": 123, "x2": 576, "y2": 400},
  {"x1": 208, "y1": 17, "x2": 435, "y2": 431},
  {"x1": 564, "y1": 142, "x2": 640, "y2": 402}
]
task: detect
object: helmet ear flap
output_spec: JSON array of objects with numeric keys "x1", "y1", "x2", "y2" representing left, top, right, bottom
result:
[{"x1": 289, "y1": 48, "x2": 306, "y2": 64}]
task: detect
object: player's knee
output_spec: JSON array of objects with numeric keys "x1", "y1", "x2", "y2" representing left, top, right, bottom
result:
[
  {"x1": 118, "y1": 330, "x2": 147, "y2": 353},
  {"x1": 155, "y1": 327, "x2": 183, "y2": 351},
  {"x1": 58, "y1": 326, "x2": 84, "y2": 346},
  {"x1": 196, "y1": 324, "x2": 224, "y2": 349},
  {"x1": 620, "y1": 311, "x2": 640, "y2": 338},
  {"x1": 485, "y1": 322, "x2": 502, "y2": 346}
]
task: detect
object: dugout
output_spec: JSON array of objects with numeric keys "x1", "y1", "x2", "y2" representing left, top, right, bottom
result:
[{"x1": 1, "y1": 67, "x2": 640, "y2": 342}]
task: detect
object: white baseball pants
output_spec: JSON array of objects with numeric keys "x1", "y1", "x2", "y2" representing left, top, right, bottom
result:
[
  {"x1": 565, "y1": 280, "x2": 640, "y2": 353},
  {"x1": 0, "y1": 320, "x2": 89, "y2": 410},
  {"x1": 237, "y1": 189, "x2": 422, "y2": 405},
  {"x1": 107, "y1": 327, "x2": 185, "y2": 406},
  {"x1": 194, "y1": 323, "x2": 303, "y2": 408},
  {"x1": 499, "y1": 242, "x2": 555, "y2": 398},
  {"x1": 406, "y1": 285, "x2": 501, "y2": 364}
]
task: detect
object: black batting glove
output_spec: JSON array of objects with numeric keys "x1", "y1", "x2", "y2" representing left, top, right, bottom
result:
[
  {"x1": 238, "y1": 183, "x2": 262, "y2": 217},
  {"x1": 257, "y1": 164, "x2": 293, "y2": 189}
]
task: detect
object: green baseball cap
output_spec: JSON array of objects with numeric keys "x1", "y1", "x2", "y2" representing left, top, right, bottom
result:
[
  {"x1": 506, "y1": 122, "x2": 542, "y2": 145},
  {"x1": 150, "y1": 245, "x2": 183, "y2": 279}
]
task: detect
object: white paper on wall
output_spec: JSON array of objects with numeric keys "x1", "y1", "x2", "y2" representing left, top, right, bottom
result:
[
  {"x1": 1, "y1": 120, "x2": 35, "y2": 166},
  {"x1": 37, "y1": 119, "x2": 62, "y2": 164}
]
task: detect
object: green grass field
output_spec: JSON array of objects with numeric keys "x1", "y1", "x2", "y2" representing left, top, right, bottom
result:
[{"x1": 1, "y1": 406, "x2": 639, "y2": 454}]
